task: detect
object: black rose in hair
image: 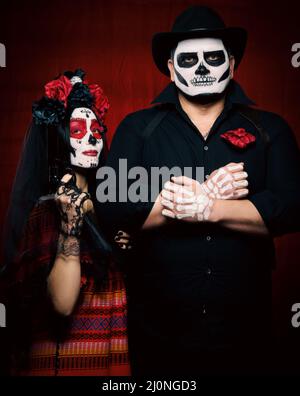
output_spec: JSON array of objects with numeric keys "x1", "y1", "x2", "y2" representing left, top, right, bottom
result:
[
  {"x1": 67, "y1": 83, "x2": 94, "y2": 114},
  {"x1": 32, "y1": 97, "x2": 66, "y2": 126}
]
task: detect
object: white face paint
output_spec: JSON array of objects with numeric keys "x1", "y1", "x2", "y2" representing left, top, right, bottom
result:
[
  {"x1": 69, "y1": 107, "x2": 103, "y2": 168},
  {"x1": 173, "y1": 38, "x2": 231, "y2": 97}
]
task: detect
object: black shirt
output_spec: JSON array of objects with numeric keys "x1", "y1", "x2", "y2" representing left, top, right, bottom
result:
[{"x1": 96, "y1": 81, "x2": 300, "y2": 369}]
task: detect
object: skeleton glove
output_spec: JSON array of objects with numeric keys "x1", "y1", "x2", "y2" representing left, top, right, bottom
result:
[
  {"x1": 161, "y1": 182, "x2": 214, "y2": 221},
  {"x1": 201, "y1": 162, "x2": 248, "y2": 200},
  {"x1": 161, "y1": 162, "x2": 248, "y2": 222}
]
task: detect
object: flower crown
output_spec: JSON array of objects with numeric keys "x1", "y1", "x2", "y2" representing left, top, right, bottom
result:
[{"x1": 32, "y1": 69, "x2": 109, "y2": 126}]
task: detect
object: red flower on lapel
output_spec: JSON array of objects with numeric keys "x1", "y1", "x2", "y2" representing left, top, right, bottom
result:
[{"x1": 220, "y1": 128, "x2": 256, "y2": 149}]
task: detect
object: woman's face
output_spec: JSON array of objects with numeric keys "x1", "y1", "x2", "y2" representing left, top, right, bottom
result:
[{"x1": 69, "y1": 107, "x2": 103, "y2": 168}]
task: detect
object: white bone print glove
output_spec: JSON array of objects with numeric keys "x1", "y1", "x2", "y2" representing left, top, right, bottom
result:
[
  {"x1": 201, "y1": 162, "x2": 248, "y2": 199},
  {"x1": 161, "y1": 180, "x2": 213, "y2": 222},
  {"x1": 160, "y1": 162, "x2": 248, "y2": 222}
]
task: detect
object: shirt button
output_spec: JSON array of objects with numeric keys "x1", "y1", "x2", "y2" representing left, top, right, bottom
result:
[
  {"x1": 206, "y1": 268, "x2": 212, "y2": 275},
  {"x1": 204, "y1": 145, "x2": 209, "y2": 151},
  {"x1": 206, "y1": 235, "x2": 211, "y2": 241}
]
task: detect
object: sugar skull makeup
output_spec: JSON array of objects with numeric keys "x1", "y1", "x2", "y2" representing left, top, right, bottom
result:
[
  {"x1": 69, "y1": 107, "x2": 103, "y2": 168},
  {"x1": 173, "y1": 38, "x2": 231, "y2": 97}
]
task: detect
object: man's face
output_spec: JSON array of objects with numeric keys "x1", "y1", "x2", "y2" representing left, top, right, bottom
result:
[
  {"x1": 69, "y1": 107, "x2": 103, "y2": 168},
  {"x1": 171, "y1": 38, "x2": 232, "y2": 97}
]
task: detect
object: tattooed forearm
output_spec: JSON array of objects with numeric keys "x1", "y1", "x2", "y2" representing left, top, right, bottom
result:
[{"x1": 57, "y1": 233, "x2": 80, "y2": 257}]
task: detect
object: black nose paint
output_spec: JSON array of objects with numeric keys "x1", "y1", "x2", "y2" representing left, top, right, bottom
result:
[
  {"x1": 88, "y1": 134, "x2": 97, "y2": 145},
  {"x1": 195, "y1": 62, "x2": 210, "y2": 76}
]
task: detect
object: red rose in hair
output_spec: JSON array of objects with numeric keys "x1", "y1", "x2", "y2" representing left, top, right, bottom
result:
[
  {"x1": 221, "y1": 128, "x2": 256, "y2": 149},
  {"x1": 89, "y1": 84, "x2": 109, "y2": 121},
  {"x1": 45, "y1": 75, "x2": 73, "y2": 107}
]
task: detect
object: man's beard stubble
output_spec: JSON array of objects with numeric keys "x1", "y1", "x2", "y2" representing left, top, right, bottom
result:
[{"x1": 177, "y1": 83, "x2": 230, "y2": 105}]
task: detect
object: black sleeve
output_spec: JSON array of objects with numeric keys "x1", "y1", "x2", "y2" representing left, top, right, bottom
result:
[
  {"x1": 95, "y1": 115, "x2": 155, "y2": 237},
  {"x1": 248, "y1": 116, "x2": 300, "y2": 237}
]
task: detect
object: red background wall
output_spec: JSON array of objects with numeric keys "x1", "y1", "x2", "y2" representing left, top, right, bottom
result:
[{"x1": 0, "y1": 0, "x2": 300, "y2": 352}]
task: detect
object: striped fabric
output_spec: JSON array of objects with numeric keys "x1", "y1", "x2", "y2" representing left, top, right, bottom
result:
[{"x1": 11, "y1": 201, "x2": 131, "y2": 376}]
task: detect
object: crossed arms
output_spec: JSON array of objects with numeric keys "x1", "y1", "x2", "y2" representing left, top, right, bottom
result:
[
  {"x1": 97, "y1": 113, "x2": 300, "y2": 240},
  {"x1": 143, "y1": 163, "x2": 268, "y2": 236}
]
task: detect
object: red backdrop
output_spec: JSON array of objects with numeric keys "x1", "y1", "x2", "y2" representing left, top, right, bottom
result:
[{"x1": 0, "y1": 0, "x2": 300, "y2": 344}]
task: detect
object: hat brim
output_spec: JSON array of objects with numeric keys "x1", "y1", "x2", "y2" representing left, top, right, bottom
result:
[{"x1": 152, "y1": 27, "x2": 247, "y2": 76}]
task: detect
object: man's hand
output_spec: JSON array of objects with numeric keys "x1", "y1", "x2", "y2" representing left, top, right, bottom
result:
[
  {"x1": 160, "y1": 183, "x2": 213, "y2": 222},
  {"x1": 202, "y1": 162, "x2": 248, "y2": 199},
  {"x1": 160, "y1": 162, "x2": 248, "y2": 222}
]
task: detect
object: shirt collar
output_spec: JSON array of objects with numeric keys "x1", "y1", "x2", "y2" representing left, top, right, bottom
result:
[{"x1": 151, "y1": 80, "x2": 255, "y2": 108}]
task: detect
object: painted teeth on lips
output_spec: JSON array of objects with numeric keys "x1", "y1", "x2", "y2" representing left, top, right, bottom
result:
[
  {"x1": 192, "y1": 82, "x2": 213, "y2": 86},
  {"x1": 191, "y1": 76, "x2": 216, "y2": 86}
]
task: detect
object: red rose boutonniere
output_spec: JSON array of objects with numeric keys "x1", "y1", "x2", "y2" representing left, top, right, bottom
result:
[{"x1": 220, "y1": 128, "x2": 256, "y2": 149}]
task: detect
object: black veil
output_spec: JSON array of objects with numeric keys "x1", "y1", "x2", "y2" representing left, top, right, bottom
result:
[{"x1": 1, "y1": 122, "x2": 48, "y2": 274}]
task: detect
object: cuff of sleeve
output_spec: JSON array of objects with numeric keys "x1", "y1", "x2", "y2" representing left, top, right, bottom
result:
[{"x1": 248, "y1": 190, "x2": 282, "y2": 236}]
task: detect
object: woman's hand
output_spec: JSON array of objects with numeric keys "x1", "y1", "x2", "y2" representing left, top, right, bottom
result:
[
  {"x1": 49, "y1": 173, "x2": 92, "y2": 316},
  {"x1": 114, "y1": 230, "x2": 133, "y2": 250},
  {"x1": 55, "y1": 173, "x2": 92, "y2": 237}
]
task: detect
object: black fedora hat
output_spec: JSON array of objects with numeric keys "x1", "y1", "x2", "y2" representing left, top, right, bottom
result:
[{"x1": 152, "y1": 5, "x2": 247, "y2": 76}]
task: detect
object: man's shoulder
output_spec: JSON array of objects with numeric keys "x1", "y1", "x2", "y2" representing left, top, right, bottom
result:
[
  {"x1": 242, "y1": 106, "x2": 293, "y2": 139},
  {"x1": 251, "y1": 107, "x2": 288, "y2": 124}
]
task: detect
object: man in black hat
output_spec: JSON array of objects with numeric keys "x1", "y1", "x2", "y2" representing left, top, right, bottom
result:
[{"x1": 96, "y1": 6, "x2": 300, "y2": 375}]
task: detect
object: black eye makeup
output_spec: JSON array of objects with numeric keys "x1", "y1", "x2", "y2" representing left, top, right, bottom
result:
[
  {"x1": 204, "y1": 50, "x2": 226, "y2": 66},
  {"x1": 177, "y1": 52, "x2": 199, "y2": 68}
]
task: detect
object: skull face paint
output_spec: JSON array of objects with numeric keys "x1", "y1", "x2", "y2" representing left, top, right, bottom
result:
[
  {"x1": 69, "y1": 107, "x2": 103, "y2": 168},
  {"x1": 173, "y1": 38, "x2": 231, "y2": 97}
]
